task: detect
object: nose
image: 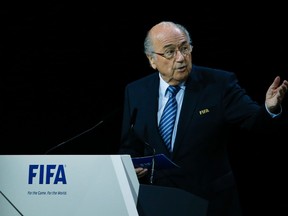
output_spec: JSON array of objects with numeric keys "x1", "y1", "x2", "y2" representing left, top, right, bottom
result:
[{"x1": 175, "y1": 49, "x2": 185, "y2": 60}]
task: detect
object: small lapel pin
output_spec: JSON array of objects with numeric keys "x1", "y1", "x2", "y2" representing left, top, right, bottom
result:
[{"x1": 199, "y1": 108, "x2": 210, "y2": 115}]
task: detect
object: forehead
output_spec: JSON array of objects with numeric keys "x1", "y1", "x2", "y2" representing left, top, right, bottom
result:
[{"x1": 152, "y1": 26, "x2": 188, "y2": 49}]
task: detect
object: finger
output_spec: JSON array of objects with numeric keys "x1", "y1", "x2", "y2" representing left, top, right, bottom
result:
[
  {"x1": 135, "y1": 167, "x2": 148, "y2": 175},
  {"x1": 279, "y1": 81, "x2": 288, "y2": 96},
  {"x1": 270, "y1": 76, "x2": 281, "y2": 89}
]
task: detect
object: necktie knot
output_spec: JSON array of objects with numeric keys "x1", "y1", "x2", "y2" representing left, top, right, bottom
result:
[{"x1": 167, "y1": 85, "x2": 180, "y2": 97}]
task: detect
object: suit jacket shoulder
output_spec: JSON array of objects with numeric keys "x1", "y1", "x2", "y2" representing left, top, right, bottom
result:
[{"x1": 191, "y1": 64, "x2": 236, "y2": 81}]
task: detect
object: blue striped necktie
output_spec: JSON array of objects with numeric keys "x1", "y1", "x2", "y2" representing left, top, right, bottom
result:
[{"x1": 159, "y1": 85, "x2": 180, "y2": 152}]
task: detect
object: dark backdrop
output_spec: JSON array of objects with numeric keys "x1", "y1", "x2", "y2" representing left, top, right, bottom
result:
[{"x1": 1, "y1": 5, "x2": 287, "y2": 215}]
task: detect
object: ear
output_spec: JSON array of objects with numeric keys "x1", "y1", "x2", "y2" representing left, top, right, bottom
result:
[{"x1": 147, "y1": 55, "x2": 157, "y2": 70}]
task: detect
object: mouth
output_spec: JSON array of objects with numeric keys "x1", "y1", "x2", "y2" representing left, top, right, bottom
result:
[{"x1": 175, "y1": 65, "x2": 186, "y2": 72}]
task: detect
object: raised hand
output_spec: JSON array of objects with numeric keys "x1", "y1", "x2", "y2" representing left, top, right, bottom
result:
[{"x1": 265, "y1": 76, "x2": 288, "y2": 113}]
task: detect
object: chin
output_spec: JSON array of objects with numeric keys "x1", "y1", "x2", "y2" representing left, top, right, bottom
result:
[{"x1": 175, "y1": 72, "x2": 188, "y2": 81}]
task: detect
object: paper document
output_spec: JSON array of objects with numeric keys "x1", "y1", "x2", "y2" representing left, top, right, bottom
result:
[{"x1": 132, "y1": 154, "x2": 180, "y2": 170}]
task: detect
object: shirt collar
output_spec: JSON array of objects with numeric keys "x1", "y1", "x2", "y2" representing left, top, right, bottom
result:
[{"x1": 158, "y1": 73, "x2": 185, "y2": 97}]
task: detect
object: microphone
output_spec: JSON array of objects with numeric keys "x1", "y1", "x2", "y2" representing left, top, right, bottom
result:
[
  {"x1": 144, "y1": 142, "x2": 156, "y2": 184},
  {"x1": 44, "y1": 120, "x2": 104, "y2": 154},
  {"x1": 130, "y1": 108, "x2": 138, "y2": 130},
  {"x1": 44, "y1": 108, "x2": 120, "y2": 154},
  {"x1": 129, "y1": 108, "x2": 156, "y2": 184},
  {"x1": 142, "y1": 125, "x2": 156, "y2": 184}
]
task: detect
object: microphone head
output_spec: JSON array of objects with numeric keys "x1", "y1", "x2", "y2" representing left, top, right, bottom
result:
[{"x1": 130, "y1": 108, "x2": 138, "y2": 129}]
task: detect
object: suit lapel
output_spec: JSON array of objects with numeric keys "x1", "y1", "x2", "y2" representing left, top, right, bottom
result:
[
  {"x1": 142, "y1": 74, "x2": 171, "y2": 154},
  {"x1": 173, "y1": 71, "x2": 204, "y2": 156}
]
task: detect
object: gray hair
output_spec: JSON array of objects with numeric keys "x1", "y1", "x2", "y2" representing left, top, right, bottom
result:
[{"x1": 144, "y1": 21, "x2": 192, "y2": 57}]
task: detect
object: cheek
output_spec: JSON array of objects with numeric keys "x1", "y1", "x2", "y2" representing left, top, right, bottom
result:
[
  {"x1": 167, "y1": 66, "x2": 176, "y2": 77},
  {"x1": 158, "y1": 62, "x2": 174, "y2": 74}
]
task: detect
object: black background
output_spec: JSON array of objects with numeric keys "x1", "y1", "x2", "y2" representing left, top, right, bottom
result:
[{"x1": 1, "y1": 5, "x2": 287, "y2": 215}]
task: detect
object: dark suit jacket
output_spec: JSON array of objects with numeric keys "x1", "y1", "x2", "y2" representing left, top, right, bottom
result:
[{"x1": 118, "y1": 64, "x2": 276, "y2": 216}]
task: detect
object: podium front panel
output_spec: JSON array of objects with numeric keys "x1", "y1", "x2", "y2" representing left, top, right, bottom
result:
[{"x1": 0, "y1": 155, "x2": 139, "y2": 216}]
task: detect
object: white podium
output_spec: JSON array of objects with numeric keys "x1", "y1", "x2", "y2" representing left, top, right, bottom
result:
[{"x1": 0, "y1": 155, "x2": 139, "y2": 216}]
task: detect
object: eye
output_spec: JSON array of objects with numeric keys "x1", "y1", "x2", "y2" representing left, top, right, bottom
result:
[
  {"x1": 181, "y1": 45, "x2": 189, "y2": 53},
  {"x1": 164, "y1": 49, "x2": 175, "y2": 57}
]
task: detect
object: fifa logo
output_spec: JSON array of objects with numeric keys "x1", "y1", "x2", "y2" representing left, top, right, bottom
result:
[{"x1": 28, "y1": 164, "x2": 67, "y2": 184}]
